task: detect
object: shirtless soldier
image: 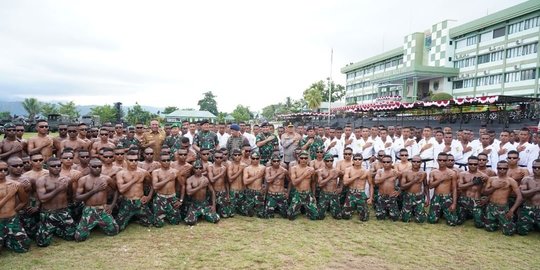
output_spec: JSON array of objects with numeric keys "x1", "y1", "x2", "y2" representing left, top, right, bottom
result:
[
  {"x1": 517, "y1": 159, "x2": 540, "y2": 235},
  {"x1": 184, "y1": 161, "x2": 220, "y2": 225},
  {"x1": 342, "y1": 153, "x2": 373, "y2": 221},
  {"x1": 337, "y1": 147, "x2": 354, "y2": 205},
  {"x1": 152, "y1": 153, "x2": 182, "y2": 226},
  {"x1": 400, "y1": 156, "x2": 428, "y2": 223},
  {"x1": 60, "y1": 124, "x2": 88, "y2": 164},
  {"x1": 483, "y1": 161, "x2": 522, "y2": 236},
  {"x1": 91, "y1": 129, "x2": 116, "y2": 157},
  {"x1": 456, "y1": 156, "x2": 488, "y2": 228},
  {"x1": 287, "y1": 151, "x2": 319, "y2": 220},
  {"x1": 264, "y1": 154, "x2": 289, "y2": 218},
  {"x1": 27, "y1": 120, "x2": 54, "y2": 161},
  {"x1": 7, "y1": 157, "x2": 37, "y2": 239},
  {"x1": 74, "y1": 159, "x2": 119, "y2": 241},
  {"x1": 35, "y1": 158, "x2": 77, "y2": 247},
  {"x1": 208, "y1": 151, "x2": 233, "y2": 218},
  {"x1": 477, "y1": 153, "x2": 496, "y2": 177},
  {"x1": 427, "y1": 153, "x2": 458, "y2": 226},
  {"x1": 0, "y1": 161, "x2": 30, "y2": 253},
  {"x1": 374, "y1": 155, "x2": 400, "y2": 221},
  {"x1": 227, "y1": 149, "x2": 247, "y2": 215},
  {"x1": 243, "y1": 152, "x2": 266, "y2": 218},
  {"x1": 115, "y1": 151, "x2": 153, "y2": 231},
  {"x1": 317, "y1": 154, "x2": 341, "y2": 219},
  {"x1": 0, "y1": 123, "x2": 24, "y2": 161}
]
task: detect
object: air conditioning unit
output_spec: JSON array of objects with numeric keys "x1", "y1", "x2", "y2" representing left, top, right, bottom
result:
[
  {"x1": 514, "y1": 65, "x2": 520, "y2": 70},
  {"x1": 516, "y1": 39, "x2": 522, "y2": 45},
  {"x1": 484, "y1": 70, "x2": 489, "y2": 75},
  {"x1": 489, "y1": 46, "x2": 494, "y2": 51}
]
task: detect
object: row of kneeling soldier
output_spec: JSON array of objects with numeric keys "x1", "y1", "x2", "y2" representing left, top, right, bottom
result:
[{"x1": 1, "y1": 120, "x2": 540, "y2": 254}]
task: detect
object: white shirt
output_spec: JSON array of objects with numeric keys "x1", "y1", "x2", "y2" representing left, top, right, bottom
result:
[
  {"x1": 491, "y1": 141, "x2": 516, "y2": 168},
  {"x1": 393, "y1": 136, "x2": 419, "y2": 158},
  {"x1": 515, "y1": 142, "x2": 540, "y2": 174},
  {"x1": 353, "y1": 137, "x2": 375, "y2": 159},
  {"x1": 217, "y1": 132, "x2": 230, "y2": 149},
  {"x1": 325, "y1": 137, "x2": 343, "y2": 161},
  {"x1": 184, "y1": 131, "x2": 197, "y2": 145},
  {"x1": 243, "y1": 132, "x2": 257, "y2": 150},
  {"x1": 374, "y1": 136, "x2": 394, "y2": 159},
  {"x1": 418, "y1": 137, "x2": 437, "y2": 168}
]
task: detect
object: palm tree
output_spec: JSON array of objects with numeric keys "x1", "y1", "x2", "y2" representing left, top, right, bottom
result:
[
  {"x1": 22, "y1": 98, "x2": 42, "y2": 120},
  {"x1": 304, "y1": 88, "x2": 323, "y2": 112}
]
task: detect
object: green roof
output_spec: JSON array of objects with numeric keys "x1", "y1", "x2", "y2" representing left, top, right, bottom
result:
[
  {"x1": 341, "y1": 47, "x2": 404, "y2": 74},
  {"x1": 165, "y1": 110, "x2": 216, "y2": 118},
  {"x1": 450, "y1": 0, "x2": 540, "y2": 38}
]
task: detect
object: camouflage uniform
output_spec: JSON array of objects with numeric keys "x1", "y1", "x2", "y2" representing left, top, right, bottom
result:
[
  {"x1": 115, "y1": 198, "x2": 153, "y2": 231},
  {"x1": 287, "y1": 191, "x2": 318, "y2": 220},
  {"x1": 68, "y1": 201, "x2": 84, "y2": 223},
  {"x1": 517, "y1": 204, "x2": 540, "y2": 235},
  {"x1": 75, "y1": 205, "x2": 119, "y2": 241},
  {"x1": 152, "y1": 193, "x2": 182, "y2": 227},
  {"x1": 36, "y1": 208, "x2": 77, "y2": 247},
  {"x1": 184, "y1": 200, "x2": 220, "y2": 225},
  {"x1": 256, "y1": 133, "x2": 278, "y2": 164},
  {"x1": 401, "y1": 192, "x2": 426, "y2": 223},
  {"x1": 0, "y1": 215, "x2": 31, "y2": 253},
  {"x1": 317, "y1": 191, "x2": 341, "y2": 219},
  {"x1": 229, "y1": 190, "x2": 248, "y2": 216},
  {"x1": 244, "y1": 189, "x2": 266, "y2": 218},
  {"x1": 341, "y1": 189, "x2": 369, "y2": 221},
  {"x1": 456, "y1": 196, "x2": 484, "y2": 228},
  {"x1": 265, "y1": 192, "x2": 288, "y2": 218},
  {"x1": 484, "y1": 202, "x2": 515, "y2": 236},
  {"x1": 18, "y1": 197, "x2": 39, "y2": 239},
  {"x1": 226, "y1": 136, "x2": 249, "y2": 159},
  {"x1": 215, "y1": 190, "x2": 234, "y2": 218},
  {"x1": 118, "y1": 137, "x2": 141, "y2": 149},
  {"x1": 427, "y1": 194, "x2": 458, "y2": 226},
  {"x1": 163, "y1": 135, "x2": 184, "y2": 158},
  {"x1": 375, "y1": 194, "x2": 400, "y2": 221},
  {"x1": 299, "y1": 136, "x2": 325, "y2": 160},
  {"x1": 194, "y1": 131, "x2": 218, "y2": 153}
]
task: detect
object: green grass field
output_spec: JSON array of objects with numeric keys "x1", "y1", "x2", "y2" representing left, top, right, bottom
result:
[{"x1": 1, "y1": 214, "x2": 539, "y2": 270}]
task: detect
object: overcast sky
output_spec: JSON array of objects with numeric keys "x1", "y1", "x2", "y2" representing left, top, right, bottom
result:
[{"x1": 0, "y1": 0, "x2": 526, "y2": 112}]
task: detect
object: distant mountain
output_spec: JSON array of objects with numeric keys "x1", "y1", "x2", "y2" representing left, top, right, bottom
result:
[{"x1": 0, "y1": 101, "x2": 164, "y2": 117}]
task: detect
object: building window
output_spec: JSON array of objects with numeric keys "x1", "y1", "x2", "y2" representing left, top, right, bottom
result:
[
  {"x1": 463, "y1": 78, "x2": 475, "y2": 88},
  {"x1": 466, "y1": 36, "x2": 478, "y2": 46},
  {"x1": 453, "y1": 81, "x2": 463, "y2": 89},
  {"x1": 490, "y1": 50, "x2": 503, "y2": 62},
  {"x1": 477, "y1": 54, "x2": 490, "y2": 64},
  {"x1": 476, "y1": 74, "x2": 502, "y2": 86},
  {"x1": 504, "y1": 68, "x2": 536, "y2": 83},
  {"x1": 454, "y1": 56, "x2": 476, "y2": 68},
  {"x1": 508, "y1": 16, "x2": 540, "y2": 34},
  {"x1": 506, "y1": 42, "x2": 538, "y2": 59},
  {"x1": 493, "y1": 27, "x2": 506, "y2": 39}
]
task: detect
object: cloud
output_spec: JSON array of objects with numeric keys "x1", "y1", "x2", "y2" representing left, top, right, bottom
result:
[{"x1": 0, "y1": 0, "x2": 526, "y2": 112}]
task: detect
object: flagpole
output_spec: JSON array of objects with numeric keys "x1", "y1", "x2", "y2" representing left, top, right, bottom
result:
[{"x1": 328, "y1": 48, "x2": 333, "y2": 125}]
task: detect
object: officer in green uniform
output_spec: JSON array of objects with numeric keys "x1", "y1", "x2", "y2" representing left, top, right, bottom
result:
[
  {"x1": 256, "y1": 123, "x2": 279, "y2": 165},
  {"x1": 299, "y1": 127, "x2": 325, "y2": 160}
]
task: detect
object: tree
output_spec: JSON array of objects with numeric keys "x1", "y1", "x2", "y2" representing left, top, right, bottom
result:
[
  {"x1": 216, "y1": 112, "x2": 227, "y2": 123},
  {"x1": 21, "y1": 98, "x2": 42, "y2": 120},
  {"x1": 41, "y1": 103, "x2": 59, "y2": 115},
  {"x1": 126, "y1": 102, "x2": 155, "y2": 125},
  {"x1": 198, "y1": 91, "x2": 218, "y2": 116},
  {"x1": 163, "y1": 106, "x2": 179, "y2": 115},
  {"x1": 303, "y1": 88, "x2": 323, "y2": 111},
  {"x1": 231, "y1": 105, "x2": 252, "y2": 123},
  {"x1": 0, "y1": 111, "x2": 11, "y2": 120},
  {"x1": 302, "y1": 80, "x2": 346, "y2": 103},
  {"x1": 58, "y1": 101, "x2": 80, "y2": 120},
  {"x1": 431, "y1": 92, "x2": 453, "y2": 101},
  {"x1": 114, "y1": 102, "x2": 124, "y2": 123},
  {"x1": 90, "y1": 105, "x2": 117, "y2": 124}
]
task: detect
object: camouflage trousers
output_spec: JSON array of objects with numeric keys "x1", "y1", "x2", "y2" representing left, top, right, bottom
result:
[
  {"x1": 215, "y1": 191, "x2": 234, "y2": 218},
  {"x1": 484, "y1": 202, "x2": 515, "y2": 236},
  {"x1": 428, "y1": 194, "x2": 457, "y2": 226},
  {"x1": 517, "y1": 204, "x2": 540, "y2": 235},
  {"x1": 244, "y1": 189, "x2": 266, "y2": 218},
  {"x1": 184, "y1": 200, "x2": 220, "y2": 225},
  {"x1": 0, "y1": 215, "x2": 30, "y2": 253},
  {"x1": 375, "y1": 194, "x2": 400, "y2": 221},
  {"x1": 36, "y1": 208, "x2": 76, "y2": 247},
  {"x1": 75, "y1": 206, "x2": 119, "y2": 242},
  {"x1": 342, "y1": 189, "x2": 369, "y2": 221},
  {"x1": 115, "y1": 198, "x2": 153, "y2": 231},
  {"x1": 153, "y1": 194, "x2": 182, "y2": 227},
  {"x1": 265, "y1": 192, "x2": 288, "y2": 218},
  {"x1": 317, "y1": 191, "x2": 341, "y2": 220},
  {"x1": 18, "y1": 197, "x2": 39, "y2": 239},
  {"x1": 288, "y1": 191, "x2": 318, "y2": 220},
  {"x1": 229, "y1": 190, "x2": 247, "y2": 216},
  {"x1": 401, "y1": 192, "x2": 426, "y2": 223},
  {"x1": 456, "y1": 197, "x2": 484, "y2": 228}
]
